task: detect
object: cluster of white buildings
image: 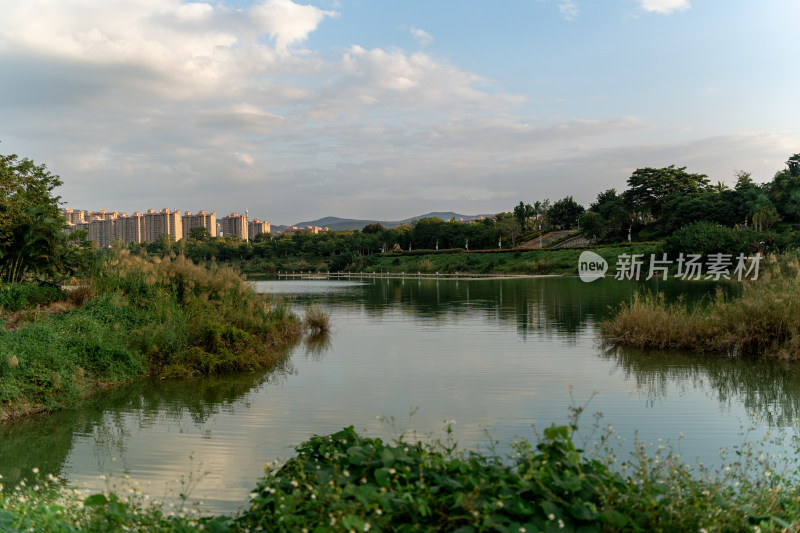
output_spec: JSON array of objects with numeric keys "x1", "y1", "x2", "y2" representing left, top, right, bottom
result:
[{"x1": 63, "y1": 208, "x2": 272, "y2": 248}]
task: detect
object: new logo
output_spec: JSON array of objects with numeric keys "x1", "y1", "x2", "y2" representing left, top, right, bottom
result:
[{"x1": 578, "y1": 251, "x2": 608, "y2": 282}]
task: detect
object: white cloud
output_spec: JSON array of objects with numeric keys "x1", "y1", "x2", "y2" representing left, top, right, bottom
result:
[
  {"x1": 635, "y1": 0, "x2": 690, "y2": 15},
  {"x1": 248, "y1": 0, "x2": 337, "y2": 53},
  {"x1": 410, "y1": 27, "x2": 433, "y2": 46},
  {"x1": 559, "y1": 0, "x2": 580, "y2": 21},
  {"x1": 0, "y1": 0, "x2": 792, "y2": 224}
]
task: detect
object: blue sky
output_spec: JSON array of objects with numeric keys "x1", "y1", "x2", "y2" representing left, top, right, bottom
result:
[{"x1": 1, "y1": 0, "x2": 798, "y2": 224}]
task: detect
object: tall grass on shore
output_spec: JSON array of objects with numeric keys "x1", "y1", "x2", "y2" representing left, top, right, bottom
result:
[
  {"x1": 602, "y1": 254, "x2": 800, "y2": 359},
  {"x1": 0, "y1": 250, "x2": 302, "y2": 421}
]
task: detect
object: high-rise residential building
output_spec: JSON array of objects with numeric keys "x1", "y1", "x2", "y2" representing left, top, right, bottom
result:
[
  {"x1": 182, "y1": 210, "x2": 217, "y2": 239},
  {"x1": 120, "y1": 211, "x2": 146, "y2": 245},
  {"x1": 63, "y1": 208, "x2": 85, "y2": 224},
  {"x1": 88, "y1": 216, "x2": 120, "y2": 248},
  {"x1": 87, "y1": 209, "x2": 118, "y2": 221},
  {"x1": 144, "y1": 208, "x2": 182, "y2": 243},
  {"x1": 247, "y1": 218, "x2": 270, "y2": 240},
  {"x1": 222, "y1": 212, "x2": 248, "y2": 240},
  {"x1": 65, "y1": 220, "x2": 91, "y2": 238}
]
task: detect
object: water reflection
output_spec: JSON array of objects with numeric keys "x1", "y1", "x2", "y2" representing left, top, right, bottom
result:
[
  {"x1": 0, "y1": 277, "x2": 786, "y2": 515},
  {"x1": 602, "y1": 346, "x2": 800, "y2": 426},
  {"x1": 0, "y1": 358, "x2": 293, "y2": 491},
  {"x1": 265, "y1": 277, "x2": 735, "y2": 340}
]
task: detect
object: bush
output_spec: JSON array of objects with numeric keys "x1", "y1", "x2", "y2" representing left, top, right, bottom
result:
[{"x1": 0, "y1": 283, "x2": 64, "y2": 312}]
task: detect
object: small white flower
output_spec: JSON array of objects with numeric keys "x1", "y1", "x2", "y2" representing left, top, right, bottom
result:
[
  {"x1": 548, "y1": 514, "x2": 555, "y2": 521},
  {"x1": 558, "y1": 519, "x2": 565, "y2": 529},
  {"x1": 389, "y1": 468, "x2": 396, "y2": 475},
  {"x1": 344, "y1": 470, "x2": 350, "y2": 477},
  {"x1": 363, "y1": 523, "x2": 371, "y2": 531},
  {"x1": 32, "y1": 467, "x2": 39, "y2": 474}
]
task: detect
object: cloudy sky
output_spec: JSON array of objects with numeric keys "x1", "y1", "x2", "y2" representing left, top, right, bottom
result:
[{"x1": 1, "y1": 0, "x2": 798, "y2": 224}]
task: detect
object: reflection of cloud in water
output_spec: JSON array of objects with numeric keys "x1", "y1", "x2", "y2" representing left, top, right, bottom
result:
[
  {"x1": 0, "y1": 277, "x2": 770, "y2": 516},
  {"x1": 253, "y1": 280, "x2": 366, "y2": 295}
]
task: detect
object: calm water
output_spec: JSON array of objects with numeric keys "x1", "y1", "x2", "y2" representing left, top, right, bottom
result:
[{"x1": 2, "y1": 277, "x2": 800, "y2": 514}]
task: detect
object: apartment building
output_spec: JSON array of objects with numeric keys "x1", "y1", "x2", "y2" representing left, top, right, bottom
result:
[
  {"x1": 182, "y1": 210, "x2": 217, "y2": 239},
  {"x1": 281, "y1": 225, "x2": 326, "y2": 235},
  {"x1": 119, "y1": 211, "x2": 146, "y2": 245},
  {"x1": 144, "y1": 208, "x2": 182, "y2": 243},
  {"x1": 248, "y1": 218, "x2": 270, "y2": 240},
  {"x1": 63, "y1": 207, "x2": 271, "y2": 247},
  {"x1": 63, "y1": 207, "x2": 86, "y2": 224},
  {"x1": 221, "y1": 212, "x2": 248, "y2": 240}
]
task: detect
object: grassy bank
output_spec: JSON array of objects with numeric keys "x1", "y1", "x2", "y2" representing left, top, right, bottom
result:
[
  {"x1": 0, "y1": 251, "x2": 304, "y2": 421},
  {"x1": 3, "y1": 410, "x2": 800, "y2": 532},
  {"x1": 601, "y1": 254, "x2": 800, "y2": 359},
  {"x1": 242, "y1": 243, "x2": 658, "y2": 278}
]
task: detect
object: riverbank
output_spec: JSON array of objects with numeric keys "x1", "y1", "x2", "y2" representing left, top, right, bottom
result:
[
  {"x1": 601, "y1": 253, "x2": 800, "y2": 359},
  {"x1": 3, "y1": 414, "x2": 799, "y2": 532},
  {"x1": 240, "y1": 242, "x2": 658, "y2": 278},
  {"x1": 0, "y1": 251, "x2": 304, "y2": 422}
]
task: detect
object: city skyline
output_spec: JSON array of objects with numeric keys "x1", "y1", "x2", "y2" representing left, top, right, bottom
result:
[{"x1": 2, "y1": 0, "x2": 798, "y2": 222}]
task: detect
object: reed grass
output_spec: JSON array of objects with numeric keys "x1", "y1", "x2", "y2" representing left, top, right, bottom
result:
[
  {"x1": 0, "y1": 250, "x2": 303, "y2": 420},
  {"x1": 302, "y1": 306, "x2": 331, "y2": 334},
  {"x1": 602, "y1": 254, "x2": 800, "y2": 359}
]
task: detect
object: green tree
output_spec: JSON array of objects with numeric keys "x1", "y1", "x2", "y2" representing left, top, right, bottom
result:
[
  {"x1": 362, "y1": 223, "x2": 385, "y2": 234},
  {"x1": 513, "y1": 202, "x2": 534, "y2": 230},
  {"x1": 626, "y1": 165, "x2": 710, "y2": 219},
  {"x1": 411, "y1": 217, "x2": 445, "y2": 249},
  {"x1": 0, "y1": 152, "x2": 64, "y2": 249},
  {"x1": 496, "y1": 216, "x2": 521, "y2": 247},
  {"x1": 578, "y1": 211, "x2": 606, "y2": 242},
  {"x1": 188, "y1": 226, "x2": 211, "y2": 241},
  {"x1": 548, "y1": 196, "x2": 585, "y2": 229},
  {"x1": 0, "y1": 151, "x2": 89, "y2": 282},
  {"x1": 786, "y1": 189, "x2": 800, "y2": 223}
]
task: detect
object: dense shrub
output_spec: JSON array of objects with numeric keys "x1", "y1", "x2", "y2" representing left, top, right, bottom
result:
[
  {"x1": 660, "y1": 221, "x2": 800, "y2": 257},
  {"x1": 0, "y1": 283, "x2": 64, "y2": 312}
]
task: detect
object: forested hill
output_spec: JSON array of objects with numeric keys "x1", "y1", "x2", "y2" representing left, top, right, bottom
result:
[{"x1": 284, "y1": 212, "x2": 494, "y2": 232}]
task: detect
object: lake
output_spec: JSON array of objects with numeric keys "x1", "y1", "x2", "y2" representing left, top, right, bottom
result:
[{"x1": 2, "y1": 276, "x2": 799, "y2": 514}]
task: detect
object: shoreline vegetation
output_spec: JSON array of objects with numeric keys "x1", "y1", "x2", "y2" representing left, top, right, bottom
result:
[
  {"x1": 241, "y1": 243, "x2": 660, "y2": 279},
  {"x1": 601, "y1": 253, "x2": 800, "y2": 360},
  {"x1": 0, "y1": 249, "x2": 311, "y2": 423},
  {"x1": 4, "y1": 408, "x2": 800, "y2": 532}
]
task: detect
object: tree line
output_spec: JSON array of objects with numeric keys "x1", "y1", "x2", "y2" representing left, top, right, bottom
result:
[{"x1": 3, "y1": 146, "x2": 799, "y2": 280}]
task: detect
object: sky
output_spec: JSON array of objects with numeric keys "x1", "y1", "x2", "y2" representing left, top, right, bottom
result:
[{"x1": 1, "y1": 0, "x2": 798, "y2": 225}]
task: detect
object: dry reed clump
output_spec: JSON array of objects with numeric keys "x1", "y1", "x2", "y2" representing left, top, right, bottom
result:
[
  {"x1": 602, "y1": 255, "x2": 800, "y2": 359},
  {"x1": 303, "y1": 307, "x2": 331, "y2": 334}
]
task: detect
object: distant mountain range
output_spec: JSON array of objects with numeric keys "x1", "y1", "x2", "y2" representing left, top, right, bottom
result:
[{"x1": 276, "y1": 212, "x2": 495, "y2": 232}]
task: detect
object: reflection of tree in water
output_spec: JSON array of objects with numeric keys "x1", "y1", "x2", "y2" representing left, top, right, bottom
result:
[
  {"x1": 294, "y1": 277, "x2": 731, "y2": 339},
  {"x1": 0, "y1": 351, "x2": 295, "y2": 489},
  {"x1": 601, "y1": 346, "x2": 800, "y2": 426}
]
